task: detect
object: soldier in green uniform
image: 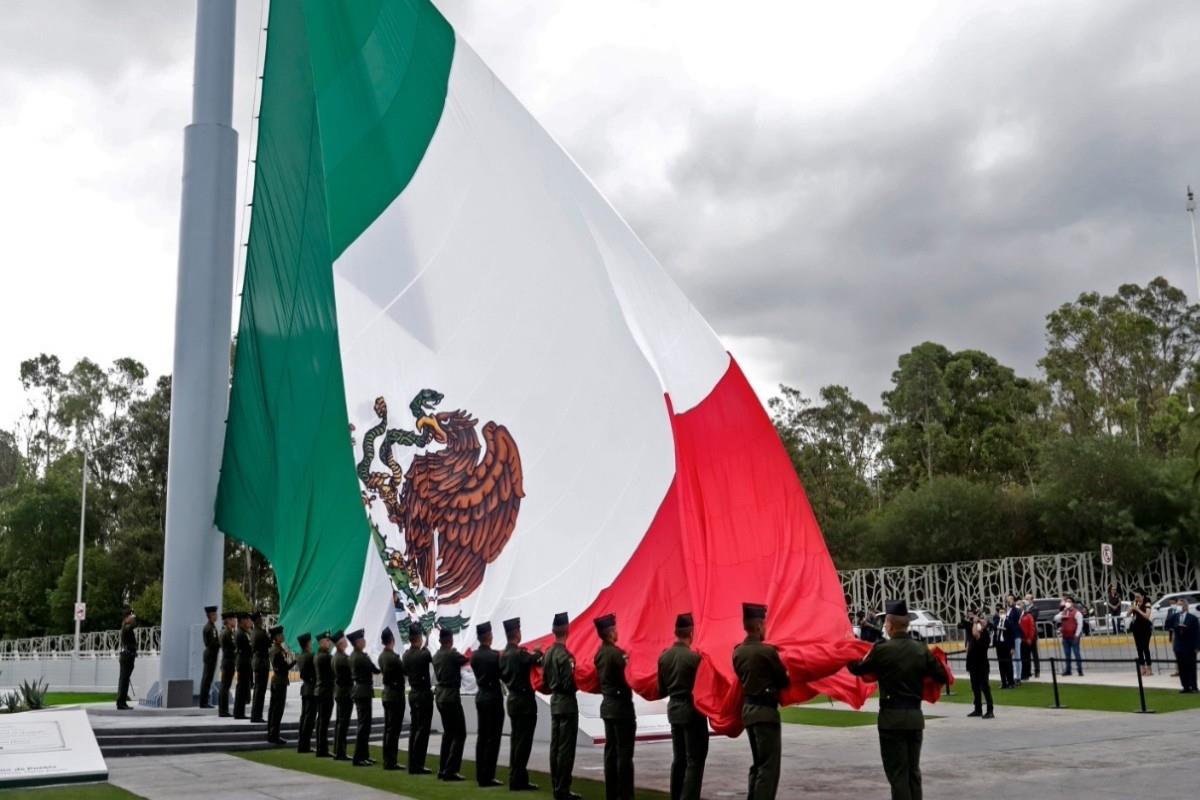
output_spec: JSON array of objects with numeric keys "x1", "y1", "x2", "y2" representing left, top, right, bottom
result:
[
  {"x1": 234, "y1": 612, "x2": 253, "y2": 718},
  {"x1": 499, "y1": 616, "x2": 542, "y2": 791},
  {"x1": 348, "y1": 629, "x2": 379, "y2": 766},
  {"x1": 657, "y1": 612, "x2": 708, "y2": 800},
  {"x1": 469, "y1": 621, "x2": 505, "y2": 788},
  {"x1": 295, "y1": 632, "x2": 316, "y2": 753},
  {"x1": 433, "y1": 628, "x2": 468, "y2": 781},
  {"x1": 250, "y1": 611, "x2": 270, "y2": 723},
  {"x1": 332, "y1": 630, "x2": 354, "y2": 761},
  {"x1": 594, "y1": 613, "x2": 635, "y2": 800},
  {"x1": 378, "y1": 627, "x2": 405, "y2": 771},
  {"x1": 266, "y1": 625, "x2": 294, "y2": 745},
  {"x1": 847, "y1": 600, "x2": 947, "y2": 800},
  {"x1": 313, "y1": 630, "x2": 335, "y2": 757},
  {"x1": 116, "y1": 608, "x2": 137, "y2": 710},
  {"x1": 402, "y1": 621, "x2": 435, "y2": 775},
  {"x1": 199, "y1": 605, "x2": 219, "y2": 708},
  {"x1": 732, "y1": 602, "x2": 789, "y2": 800},
  {"x1": 543, "y1": 612, "x2": 581, "y2": 800},
  {"x1": 218, "y1": 610, "x2": 237, "y2": 717}
]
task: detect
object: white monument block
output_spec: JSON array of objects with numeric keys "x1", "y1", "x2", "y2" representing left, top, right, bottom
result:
[{"x1": 0, "y1": 708, "x2": 107, "y2": 789}]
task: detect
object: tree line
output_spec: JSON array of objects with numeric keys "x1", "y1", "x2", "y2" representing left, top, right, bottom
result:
[
  {"x1": 0, "y1": 356, "x2": 273, "y2": 639},
  {"x1": 2, "y1": 277, "x2": 1198, "y2": 639},
  {"x1": 770, "y1": 276, "x2": 1200, "y2": 570}
]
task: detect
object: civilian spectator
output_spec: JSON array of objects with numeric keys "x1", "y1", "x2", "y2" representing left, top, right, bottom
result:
[
  {"x1": 1105, "y1": 584, "x2": 1122, "y2": 634},
  {"x1": 1054, "y1": 596, "x2": 1085, "y2": 676},
  {"x1": 1004, "y1": 594, "x2": 1023, "y2": 687},
  {"x1": 992, "y1": 605, "x2": 1014, "y2": 689},
  {"x1": 858, "y1": 610, "x2": 881, "y2": 643},
  {"x1": 1024, "y1": 593, "x2": 1041, "y2": 677},
  {"x1": 1019, "y1": 601, "x2": 1037, "y2": 681},
  {"x1": 1129, "y1": 589, "x2": 1153, "y2": 677},
  {"x1": 1169, "y1": 596, "x2": 1198, "y2": 693},
  {"x1": 965, "y1": 613, "x2": 994, "y2": 719}
]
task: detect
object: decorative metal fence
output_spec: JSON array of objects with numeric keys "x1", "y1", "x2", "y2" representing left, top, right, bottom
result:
[
  {"x1": 839, "y1": 549, "x2": 1200, "y2": 624},
  {"x1": 0, "y1": 626, "x2": 161, "y2": 660}
]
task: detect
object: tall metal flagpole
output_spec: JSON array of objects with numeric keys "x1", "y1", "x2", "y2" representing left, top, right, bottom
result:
[
  {"x1": 1188, "y1": 186, "x2": 1199, "y2": 301},
  {"x1": 73, "y1": 448, "x2": 88, "y2": 659},
  {"x1": 158, "y1": 0, "x2": 238, "y2": 707}
]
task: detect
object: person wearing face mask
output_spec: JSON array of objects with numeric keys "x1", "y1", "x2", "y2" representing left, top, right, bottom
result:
[
  {"x1": 1169, "y1": 596, "x2": 1198, "y2": 693},
  {"x1": 1053, "y1": 596, "x2": 1085, "y2": 676}
]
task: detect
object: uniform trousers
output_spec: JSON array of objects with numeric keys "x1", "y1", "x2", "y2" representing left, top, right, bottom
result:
[
  {"x1": 297, "y1": 693, "x2": 315, "y2": 751},
  {"x1": 746, "y1": 721, "x2": 781, "y2": 800},
  {"x1": 314, "y1": 693, "x2": 334, "y2": 756},
  {"x1": 267, "y1": 684, "x2": 286, "y2": 741},
  {"x1": 549, "y1": 711, "x2": 578, "y2": 798},
  {"x1": 507, "y1": 710, "x2": 536, "y2": 788},
  {"x1": 117, "y1": 653, "x2": 136, "y2": 707},
  {"x1": 333, "y1": 696, "x2": 353, "y2": 758},
  {"x1": 233, "y1": 664, "x2": 252, "y2": 717},
  {"x1": 353, "y1": 696, "x2": 373, "y2": 762},
  {"x1": 602, "y1": 717, "x2": 636, "y2": 800},
  {"x1": 199, "y1": 655, "x2": 217, "y2": 706},
  {"x1": 474, "y1": 700, "x2": 505, "y2": 785},
  {"x1": 436, "y1": 699, "x2": 466, "y2": 777},
  {"x1": 407, "y1": 691, "x2": 434, "y2": 772},
  {"x1": 218, "y1": 661, "x2": 235, "y2": 716},
  {"x1": 251, "y1": 663, "x2": 269, "y2": 720},
  {"x1": 879, "y1": 728, "x2": 924, "y2": 800},
  {"x1": 669, "y1": 715, "x2": 709, "y2": 800},
  {"x1": 380, "y1": 698, "x2": 404, "y2": 767}
]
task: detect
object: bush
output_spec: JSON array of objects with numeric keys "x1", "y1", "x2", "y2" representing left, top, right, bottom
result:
[{"x1": 19, "y1": 678, "x2": 48, "y2": 710}]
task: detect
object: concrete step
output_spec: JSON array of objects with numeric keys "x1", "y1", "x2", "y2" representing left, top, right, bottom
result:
[{"x1": 98, "y1": 719, "x2": 394, "y2": 758}]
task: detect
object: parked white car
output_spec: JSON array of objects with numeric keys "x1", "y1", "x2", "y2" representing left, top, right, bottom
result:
[
  {"x1": 873, "y1": 609, "x2": 947, "y2": 642},
  {"x1": 1149, "y1": 591, "x2": 1200, "y2": 629}
]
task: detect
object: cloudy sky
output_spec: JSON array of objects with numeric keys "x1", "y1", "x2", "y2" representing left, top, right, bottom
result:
[{"x1": 2, "y1": 0, "x2": 1200, "y2": 431}]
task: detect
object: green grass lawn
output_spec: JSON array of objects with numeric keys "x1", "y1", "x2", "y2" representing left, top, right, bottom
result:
[
  {"x1": 0, "y1": 784, "x2": 141, "y2": 798},
  {"x1": 239, "y1": 745, "x2": 669, "y2": 799},
  {"x1": 940, "y1": 681, "x2": 1200, "y2": 713},
  {"x1": 44, "y1": 692, "x2": 117, "y2": 706},
  {"x1": 780, "y1": 706, "x2": 878, "y2": 727}
]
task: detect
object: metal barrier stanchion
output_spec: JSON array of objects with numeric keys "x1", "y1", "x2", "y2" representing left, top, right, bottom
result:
[
  {"x1": 1048, "y1": 657, "x2": 1065, "y2": 709},
  {"x1": 1134, "y1": 659, "x2": 1154, "y2": 714}
]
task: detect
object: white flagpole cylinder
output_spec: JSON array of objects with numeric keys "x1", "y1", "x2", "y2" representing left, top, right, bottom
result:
[
  {"x1": 73, "y1": 449, "x2": 87, "y2": 659},
  {"x1": 159, "y1": 0, "x2": 238, "y2": 707}
]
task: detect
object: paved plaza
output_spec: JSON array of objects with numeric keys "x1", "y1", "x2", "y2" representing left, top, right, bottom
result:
[{"x1": 104, "y1": 694, "x2": 1200, "y2": 799}]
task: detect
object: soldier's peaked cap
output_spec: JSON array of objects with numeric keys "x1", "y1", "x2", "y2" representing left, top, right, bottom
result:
[
  {"x1": 250, "y1": 611, "x2": 262, "y2": 622},
  {"x1": 268, "y1": 625, "x2": 283, "y2": 638},
  {"x1": 297, "y1": 632, "x2": 312, "y2": 647},
  {"x1": 346, "y1": 629, "x2": 365, "y2": 644},
  {"x1": 381, "y1": 627, "x2": 394, "y2": 644},
  {"x1": 439, "y1": 627, "x2": 454, "y2": 641},
  {"x1": 742, "y1": 603, "x2": 767, "y2": 622},
  {"x1": 237, "y1": 611, "x2": 251, "y2": 621},
  {"x1": 593, "y1": 613, "x2": 616, "y2": 635},
  {"x1": 675, "y1": 612, "x2": 694, "y2": 629},
  {"x1": 318, "y1": 630, "x2": 333, "y2": 641},
  {"x1": 332, "y1": 629, "x2": 345, "y2": 641},
  {"x1": 503, "y1": 617, "x2": 521, "y2": 634},
  {"x1": 476, "y1": 621, "x2": 492, "y2": 637},
  {"x1": 885, "y1": 599, "x2": 908, "y2": 617},
  {"x1": 221, "y1": 610, "x2": 237, "y2": 620},
  {"x1": 552, "y1": 612, "x2": 569, "y2": 628},
  {"x1": 408, "y1": 622, "x2": 424, "y2": 639},
  {"x1": 204, "y1": 605, "x2": 218, "y2": 614}
]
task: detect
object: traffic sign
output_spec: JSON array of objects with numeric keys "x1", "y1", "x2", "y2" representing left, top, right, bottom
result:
[
  {"x1": 74, "y1": 602, "x2": 87, "y2": 622},
  {"x1": 1100, "y1": 543, "x2": 1113, "y2": 566}
]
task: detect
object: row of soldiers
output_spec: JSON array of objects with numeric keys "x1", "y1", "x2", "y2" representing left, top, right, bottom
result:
[{"x1": 196, "y1": 601, "x2": 939, "y2": 800}]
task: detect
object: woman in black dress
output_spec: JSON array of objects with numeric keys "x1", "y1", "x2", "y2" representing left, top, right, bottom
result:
[
  {"x1": 1130, "y1": 589, "x2": 1154, "y2": 676},
  {"x1": 966, "y1": 612, "x2": 995, "y2": 718}
]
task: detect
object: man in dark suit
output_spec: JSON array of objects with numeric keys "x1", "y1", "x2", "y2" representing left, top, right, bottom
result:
[
  {"x1": 991, "y1": 605, "x2": 1013, "y2": 689},
  {"x1": 1170, "y1": 597, "x2": 1199, "y2": 693},
  {"x1": 1003, "y1": 594, "x2": 1023, "y2": 688}
]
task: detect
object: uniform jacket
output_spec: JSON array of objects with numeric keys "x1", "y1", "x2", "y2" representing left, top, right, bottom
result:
[
  {"x1": 500, "y1": 643, "x2": 540, "y2": 717},
  {"x1": 595, "y1": 640, "x2": 635, "y2": 721},
  {"x1": 120, "y1": 623, "x2": 137, "y2": 658},
  {"x1": 251, "y1": 626, "x2": 270, "y2": 671},
  {"x1": 848, "y1": 633, "x2": 947, "y2": 731},
  {"x1": 542, "y1": 642, "x2": 578, "y2": 715},
  {"x1": 269, "y1": 643, "x2": 294, "y2": 689},
  {"x1": 350, "y1": 649, "x2": 379, "y2": 699},
  {"x1": 378, "y1": 648, "x2": 405, "y2": 703},
  {"x1": 219, "y1": 626, "x2": 237, "y2": 665},
  {"x1": 656, "y1": 642, "x2": 703, "y2": 725},
  {"x1": 297, "y1": 650, "x2": 316, "y2": 696},
  {"x1": 235, "y1": 628, "x2": 253, "y2": 670},
  {"x1": 332, "y1": 650, "x2": 353, "y2": 700},
  {"x1": 403, "y1": 645, "x2": 434, "y2": 696},
  {"x1": 470, "y1": 645, "x2": 504, "y2": 707},
  {"x1": 202, "y1": 621, "x2": 220, "y2": 663},
  {"x1": 732, "y1": 637, "x2": 789, "y2": 725},
  {"x1": 314, "y1": 650, "x2": 334, "y2": 697},
  {"x1": 433, "y1": 646, "x2": 467, "y2": 704}
]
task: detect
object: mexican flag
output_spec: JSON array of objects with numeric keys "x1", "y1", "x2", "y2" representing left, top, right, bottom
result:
[{"x1": 216, "y1": 0, "x2": 870, "y2": 733}]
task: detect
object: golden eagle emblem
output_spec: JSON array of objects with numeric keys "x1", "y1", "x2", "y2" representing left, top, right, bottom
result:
[{"x1": 356, "y1": 390, "x2": 524, "y2": 606}]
